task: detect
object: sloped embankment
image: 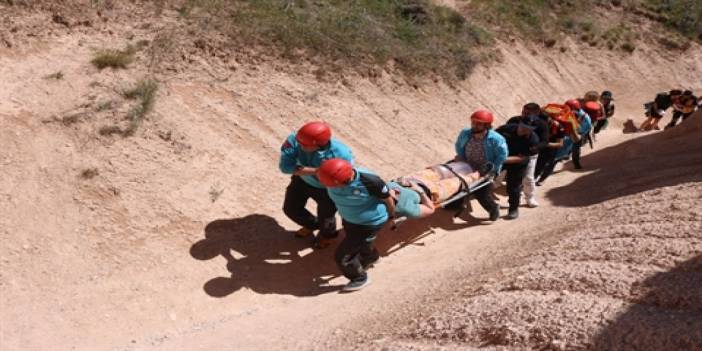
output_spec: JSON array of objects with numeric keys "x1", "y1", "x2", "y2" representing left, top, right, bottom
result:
[
  {"x1": 367, "y1": 181, "x2": 702, "y2": 350},
  {"x1": 355, "y1": 116, "x2": 702, "y2": 350},
  {"x1": 2, "y1": 2, "x2": 702, "y2": 350}
]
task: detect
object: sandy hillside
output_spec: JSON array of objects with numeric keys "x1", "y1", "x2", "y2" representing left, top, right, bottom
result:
[
  {"x1": 334, "y1": 113, "x2": 702, "y2": 351},
  {"x1": 1, "y1": 3, "x2": 702, "y2": 351}
]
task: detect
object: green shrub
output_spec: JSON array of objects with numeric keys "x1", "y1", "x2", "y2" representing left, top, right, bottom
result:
[
  {"x1": 98, "y1": 125, "x2": 122, "y2": 136},
  {"x1": 621, "y1": 42, "x2": 636, "y2": 52},
  {"x1": 96, "y1": 100, "x2": 113, "y2": 111},
  {"x1": 80, "y1": 168, "x2": 99, "y2": 179},
  {"x1": 91, "y1": 45, "x2": 136, "y2": 70},
  {"x1": 646, "y1": 0, "x2": 702, "y2": 39},
  {"x1": 44, "y1": 71, "x2": 64, "y2": 80},
  {"x1": 468, "y1": 0, "x2": 699, "y2": 45},
  {"x1": 122, "y1": 79, "x2": 158, "y2": 136}
]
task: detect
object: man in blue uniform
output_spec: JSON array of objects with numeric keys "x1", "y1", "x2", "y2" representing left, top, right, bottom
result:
[
  {"x1": 279, "y1": 122, "x2": 354, "y2": 248},
  {"x1": 454, "y1": 110, "x2": 508, "y2": 222},
  {"x1": 317, "y1": 158, "x2": 395, "y2": 292}
]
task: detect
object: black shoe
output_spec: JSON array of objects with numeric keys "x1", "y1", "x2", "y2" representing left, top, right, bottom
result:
[
  {"x1": 489, "y1": 207, "x2": 500, "y2": 221},
  {"x1": 505, "y1": 208, "x2": 519, "y2": 220}
]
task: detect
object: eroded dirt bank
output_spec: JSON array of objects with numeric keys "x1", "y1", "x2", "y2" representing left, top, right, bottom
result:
[
  {"x1": 1, "y1": 4, "x2": 702, "y2": 351},
  {"x1": 332, "y1": 114, "x2": 702, "y2": 351}
]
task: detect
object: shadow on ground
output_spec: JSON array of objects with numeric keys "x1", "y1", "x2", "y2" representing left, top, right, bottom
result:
[
  {"x1": 190, "y1": 214, "x2": 339, "y2": 298},
  {"x1": 591, "y1": 254, "x2": 702, "y2": 350},
  {"x1": 374, "y1": 206, "x2": 488, "y2": 255},
  {"x1": 547, "y1": 112, "x2": 702, "y2": 207},
  {"x1": 190, "y1": 205, "x2": 490, "y2": 298}
]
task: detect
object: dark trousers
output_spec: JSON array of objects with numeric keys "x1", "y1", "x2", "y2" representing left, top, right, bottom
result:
[
  {"x1": 593, "y1": 119, "x2": 608, "y2": 134},
  {"x1": 535, "y1": 148, "x2": 557, "y2": 179},
  {"x1": 504, "y1": 163, "x2": 527, "y2": 210},
  {"x1": 472, "y1": 184, "x2": 498, "y2": 214},
  {"x1": 666, "y1": 111, "x2": 693, "y2": 128},
  {"x1": 572, "y1": 140, "x2": 583, "y2": 168},
  {"x1": 536, "y1": 149, "x2": 559, "y2": 184},
  {"x1": 335, "y1": 221, "x2": 383, "y2": 281},
  {"x1": 442, "y1": 179, "x2": 497, "y2": 215},
  {"x1": 283, "y1": 176, "x2": 338, "y2": 238}
]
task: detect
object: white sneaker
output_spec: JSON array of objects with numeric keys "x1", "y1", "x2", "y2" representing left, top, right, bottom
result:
[{"x1": 526, "y1": 197, "x2": 539, "y2": 208}]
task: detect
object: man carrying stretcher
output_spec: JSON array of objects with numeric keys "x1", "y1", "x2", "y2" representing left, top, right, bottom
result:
[
  {"x1": 278, "y1": 121, "x2": 354, "y2": 249},
  {"x1": 452, "y1": 110, "x2": 508, "y2": 222},
  {"x1": 387, "y1": 110, "x2": 507, "y2": 223}
]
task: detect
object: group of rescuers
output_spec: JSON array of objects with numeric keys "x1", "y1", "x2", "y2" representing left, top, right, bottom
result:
[{"x1": 279, "y1": 92, "x2": 615, "y2": 292}]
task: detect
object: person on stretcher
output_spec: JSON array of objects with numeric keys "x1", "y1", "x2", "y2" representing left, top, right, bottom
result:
[{"x1": 387, "y1": 161, "x2": 481, "y2": 219}]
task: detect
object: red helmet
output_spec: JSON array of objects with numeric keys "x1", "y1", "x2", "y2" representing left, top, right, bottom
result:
[
  {"x1": 317, "y1": 158, "x2": 354, "y2": 188},
  {"x1": 470, "y1": 110, "x2": 494, "y2": 124},
  {"x1": 296, "y1": 121, "x2": 331, "y2": 147},
  {"x1": 584, "y1": 101, "x2": 603, "y2": 117},
  {"x1": 565, "y1": 99, "x2": 581, "y2": 111},
  {"x1": 583, "y1": 101, "x2": 601, "y2": 111}
]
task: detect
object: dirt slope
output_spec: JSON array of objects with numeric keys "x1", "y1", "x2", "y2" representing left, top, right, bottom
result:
[
  {"x1": 340, "y1": 115, "x2": 702, "y2": 350},
  {"x1": 1, "y1": 5, "x2": 702, "y2": 351}
]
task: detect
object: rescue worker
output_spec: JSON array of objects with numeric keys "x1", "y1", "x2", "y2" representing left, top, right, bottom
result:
[
  {"x1": 506, "y1": 102, "x2": 549, "y2": 208},
  {"x1": 580, "y1": 91, "x2": 599, "y2": 145},
  {"x1": 534, "y1": 111, "x2": 567, "y2": 186},
  {"x1": 666, "y1": 90, "x2": 698, "y2": 129},
  {"x1": 317, "y1": 158, "x2": 394, "y2": 292},
  {"x1": 454, "y1": 110, "x2": 508, "y2": 222},
  {"x1": 581, "y1": 100, "x2": 600, "y2": 144},
  {"x1": 640, "y1": 90, "x2": 681, "y2": 131},
  {"x1": 279, "y1": 121, "x2": 353, "y2": 248},
  {"x1": 569, "y1": 99, "x2": 594, "y2": 170},
  {"x1": 594, "y1": 90, "x2": 615, "y2": 134},
  {"x1": 496, "y1": 119, "x2": 540, "y2": 220}
]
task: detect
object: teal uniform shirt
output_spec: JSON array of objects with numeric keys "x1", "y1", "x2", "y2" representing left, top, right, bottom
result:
[
  {"x1": 279, "y1": 133, "x2": 354, "y2": 188},
  {"x1": 454, "y1": 129, "x2": 508, "y2": 174},
  {"x1": 327, "y1": 168, "x2": 390, "y2": 226}
]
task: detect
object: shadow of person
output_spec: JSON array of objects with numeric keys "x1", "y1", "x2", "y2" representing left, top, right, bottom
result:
[
  {"x1": 374, "y1": 206, "x2": 486, "y2": 256},
  {"x1": 591, "y1": 254, "x2": 702, "y2": 350},
  {"x1": 190, "y1": 214, "x2": 340, "y2": 298},
  {"x1": 547, "y1": 118, "x2": 702, "y2": 207}
]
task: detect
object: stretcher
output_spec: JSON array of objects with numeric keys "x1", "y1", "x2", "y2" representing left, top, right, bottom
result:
[{"x1": 390, "y1": 161, "x2": 497, "y2": 229}]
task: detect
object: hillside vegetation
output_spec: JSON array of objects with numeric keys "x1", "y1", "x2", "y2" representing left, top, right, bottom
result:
[
  {"x1": 176, "y1": 0, "x2": 701, "y2": 79},
  {"x1": 1, "y1": 0, "x2": 700, "y2": 81},
  {"x1": 467, "y1": 0, "x2": 702, "y2": 51},
  {"x1": 177, "y1": 0, "x2": 493, "y2": 81}
]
